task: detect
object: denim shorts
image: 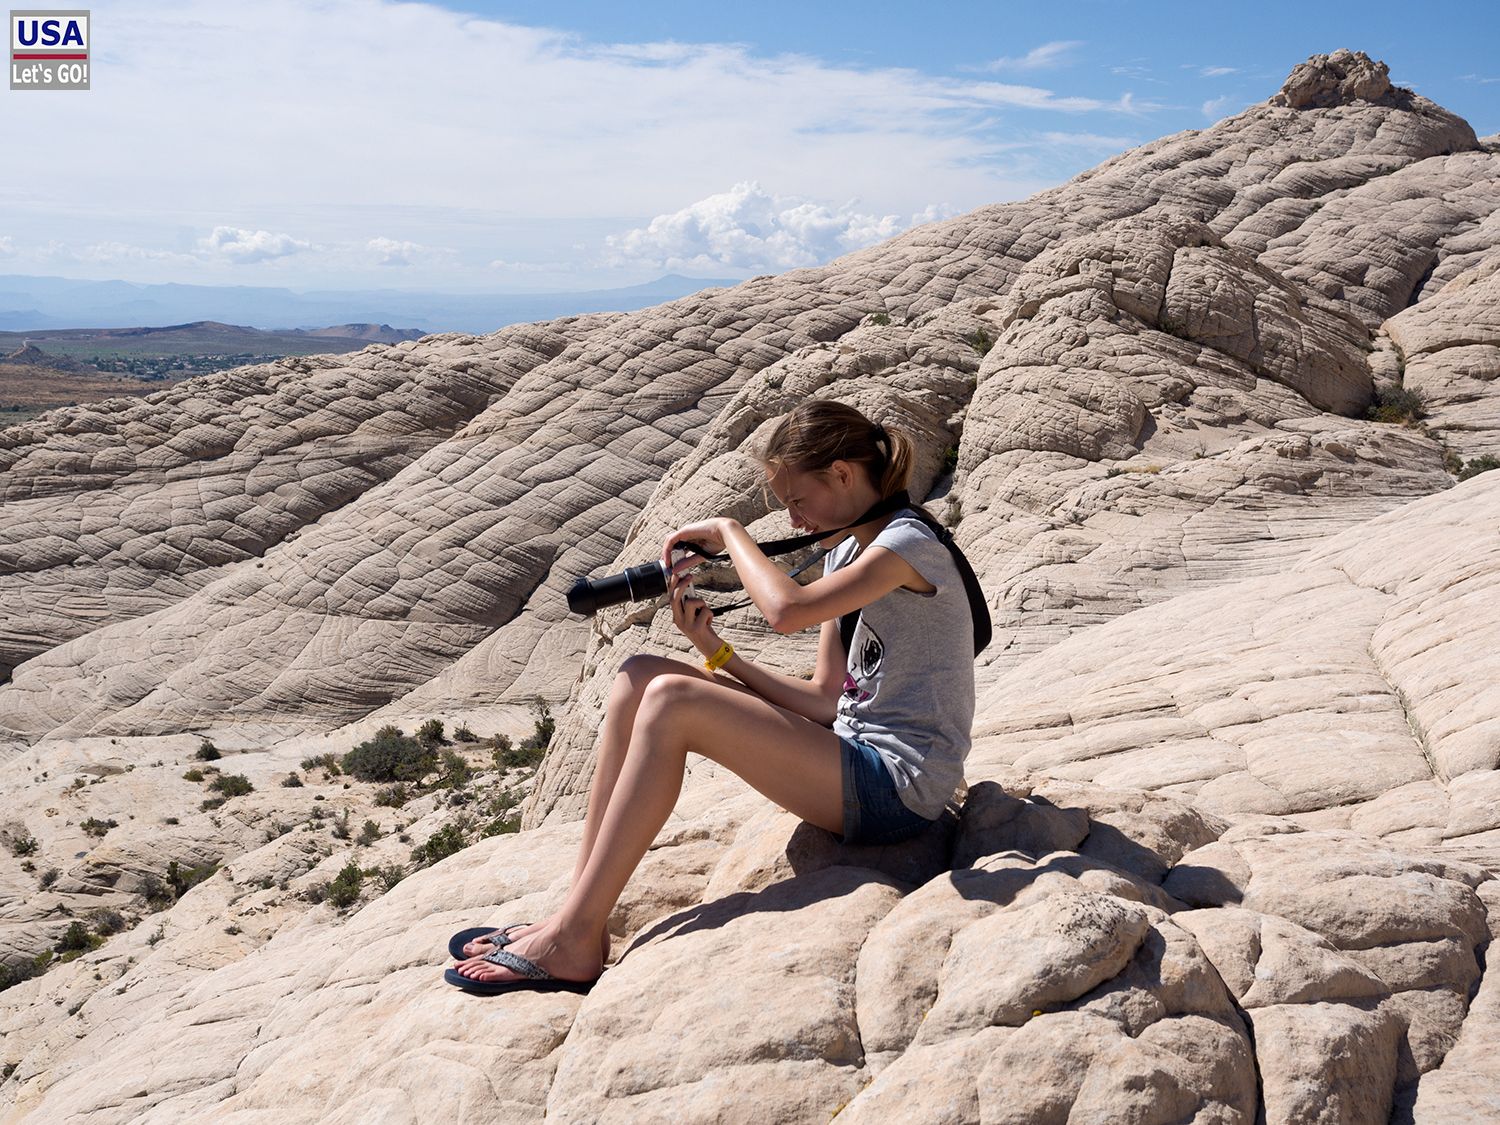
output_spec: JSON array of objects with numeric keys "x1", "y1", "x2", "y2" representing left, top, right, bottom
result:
[{"x1": 838, "y1": 734, "x2": 934, "y2": 847}]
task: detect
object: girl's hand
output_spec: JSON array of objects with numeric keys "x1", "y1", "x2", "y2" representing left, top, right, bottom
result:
[
  {"x1": 662, "y1": 517, "x2": 734, "y2": 576},
  {"x1": 668, "y1": 568, "x2": 718, "y2": 653}
]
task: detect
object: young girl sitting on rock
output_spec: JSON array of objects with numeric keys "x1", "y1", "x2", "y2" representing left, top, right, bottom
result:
[{"x1": 446, "y1": 400, "x2": 979, "y2": 994}]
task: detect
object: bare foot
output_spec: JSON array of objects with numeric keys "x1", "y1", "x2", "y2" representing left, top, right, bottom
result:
[
  {"x1": 453, "y1": 921, "x2": 603, "y2": 985},
  {"x1": 462, "y1": 920, "x2": 611, "y2": 964}
]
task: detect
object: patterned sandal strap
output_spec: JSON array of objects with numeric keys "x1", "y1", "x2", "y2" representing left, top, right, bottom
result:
[
  {"x1": 478, "y1": 947, "x2": 555, "y2": 980},
  {"x1": 481, "y1": 922, "x2": 528, "y2": 947}
]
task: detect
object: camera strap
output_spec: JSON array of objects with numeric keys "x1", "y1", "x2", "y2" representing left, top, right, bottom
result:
[{"x1": 687, "y1": 490, "x2": 992, "y2": 657}]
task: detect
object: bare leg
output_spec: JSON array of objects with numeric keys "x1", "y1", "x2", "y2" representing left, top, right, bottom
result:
[
  {"x1": 455, "y1": 674, "x2": 843, "y2": 984},
  {"x1": 460, "y1": 655, "x2": 763, "y2": 959}
]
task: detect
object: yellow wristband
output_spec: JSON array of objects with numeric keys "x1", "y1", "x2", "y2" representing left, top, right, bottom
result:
[{"x1": 704, "y1": 641, "x2": 734, "y2": 673}]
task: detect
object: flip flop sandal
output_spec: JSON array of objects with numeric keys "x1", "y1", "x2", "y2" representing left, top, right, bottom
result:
[
  {"x1": 443, "y1": 947, "x2": 598, "y2": 996},
  {"x1": 447, "y1": 923, "x2": 531, "y2": 961}
]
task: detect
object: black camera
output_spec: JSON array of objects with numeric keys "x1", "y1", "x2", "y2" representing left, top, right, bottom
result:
[{"x1": 567, "y1": 543, "x2": 706, "y2": 616}]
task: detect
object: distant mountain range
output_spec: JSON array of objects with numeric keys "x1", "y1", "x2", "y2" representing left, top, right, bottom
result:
[{"x1": 0, "y1": 273, "x2": 747, "y2": 335}]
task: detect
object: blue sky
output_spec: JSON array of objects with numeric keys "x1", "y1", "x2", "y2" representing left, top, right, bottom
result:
[{"x1": 2, "y1": 0, "x2": 1497, "y2": 294}]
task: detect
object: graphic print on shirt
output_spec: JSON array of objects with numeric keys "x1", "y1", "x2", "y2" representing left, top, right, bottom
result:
[{"x1": 841, "y1": 618, "x2": 884, "y2": 706}]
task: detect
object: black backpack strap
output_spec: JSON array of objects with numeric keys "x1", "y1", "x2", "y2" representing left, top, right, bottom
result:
[
  {"x1": 901, "y1": 510, "x2": 993, "y2": 658},
  {"x1": 839, "y1": 609, "x2": 859, "y2": 654}
]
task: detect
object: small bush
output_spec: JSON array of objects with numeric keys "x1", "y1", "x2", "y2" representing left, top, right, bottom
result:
[
  {"x1": 0, "y1": 951, "x2": 53, "y2": 994},
  {"x1": 211, "y1": 774, "x2": 253, "y2": 798},
  {"x1": 439, "y1": 749, "x2": 471, "y2": 789},
  {"x1": 869, "y1": 311, "x2": 891, "y2": 326},
  {"x1": 373, "y1": 864, "x2": 405, "y2": 892},
  {"x1": 304, "y1": 881, "x2": 328, "y2": 905},
  {"x1": 163, "y1": 816, "x2": 179, "y2": 825},
  {"x1": 200, "y1": 797, "x2": 225, "y2": 812},
  {"x1": 195, "y1": 741, "x2": 221, "y2": 761},
  {"x1": 57, "y1": 920, "x2": 103, "y2": 958},
  {"x1": 80, "y1": 817, "x2": 118, "y2": 838},
  {"x1": 481, "y1": 813, "x2": 522, "y2": 837},
  {"x1": 7, "y1": 832, "x2": 38, "y2": 857},
  {"x1": 300, "y1": 752, "x2": 342, "y2": 777},
  {"x1": 1366, "y1": 384, "x2": 1427, "y2": 424},
  {"x1": 1458, "y1": 454, "x2": 1500, "y2": 481},
  {"x1": 331, "y1": 810, "x2": 351, "y2": 840},
  {"x1": 281, "y1": 772, "x2": 304, "y2": 788},
  {"x1": 357, "y1": 819, "x2": 381, "y2": 846},
  {"x1": 417, "y1": 718, "x2": 446, "y2": 747},
  {"x1": 89, "y1": 909, "x2": 126, "y2": 936},
  {"x1": 373, "y1": 784, "x2": 409, "y2": 808},
  {"x1": 522, "y1": 701, "x2": 554, "y2": 753},
  {"x1": 453, "y1": 724, "x2": 478, "y2": 743},
  {"x1": 964, "y1": 327, "x2": 994, "y2": 356},
  {"x1": 166, "y1": 861, "x2": 218, "y2": 899},
  {"x1": 342, "y1": 726, "x2": 437, "y2": 784},
  {"x1": 39, "y1": 867, "x2": 60, "y2": 889},
  {"x1": 326, "y1": 861, "x2": 364, "y2": 909},
  {"x1": 182, "y1": 768, "x2": 205, "y2": 783},
  {"x1": 411, "y1": 823, "x2": 467, "y2": 868},
  {"x1": 941, "y1": 445, "x2": 958, "y2": 475}
]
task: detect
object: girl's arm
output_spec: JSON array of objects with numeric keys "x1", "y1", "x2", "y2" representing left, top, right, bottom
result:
[{"x1": 716, "y1": 519, "x2": 925, "y2": 634}]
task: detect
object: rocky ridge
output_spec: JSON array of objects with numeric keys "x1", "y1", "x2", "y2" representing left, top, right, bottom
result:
[{"x1": 1, "y1": 50, "x2": 1499, "y2": 1123}]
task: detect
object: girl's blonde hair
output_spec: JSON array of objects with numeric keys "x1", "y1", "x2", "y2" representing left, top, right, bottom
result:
[{"x1": 758, "y1": 401, "x2": 935, "y2": 521}]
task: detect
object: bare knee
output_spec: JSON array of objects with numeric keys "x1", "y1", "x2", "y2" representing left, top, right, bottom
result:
[{"x1": 615, "y1": 654, "x2": 697, "y2": 703}]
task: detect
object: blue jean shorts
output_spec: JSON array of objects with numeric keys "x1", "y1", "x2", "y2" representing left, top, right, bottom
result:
[{"x1": 838, "y1": 734, "x2": 933, "y2": 847}]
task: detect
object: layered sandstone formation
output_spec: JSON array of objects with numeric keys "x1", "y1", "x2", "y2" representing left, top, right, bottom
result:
[{"x1": 2, "y1": 50, "x2": 1499, "y2": 1123}]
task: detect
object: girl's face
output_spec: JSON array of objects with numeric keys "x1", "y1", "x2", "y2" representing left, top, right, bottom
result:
[{"x1": 764, "y1": 462, "x2": 859, "y2": 544}]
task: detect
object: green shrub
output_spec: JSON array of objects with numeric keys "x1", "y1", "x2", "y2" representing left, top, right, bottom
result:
[
  {"x1": 373, "y1": 864, "x2": 405, "y2": 892},
  {"x1": 417, "y1": 718, "x2": 446, "y2": 747},
  {"x1": 57, "y1": 921, "x2": 104, "y2": 960},
  {"x1": 7, "y1": 832, "x2": 38, "y2": 857},
  {"x1": 1366, "y1": 384, "x2": 1427, "y2": 424},
  {"x1": 282, "y1": 772, "x2": 304, "y2": 788},
  {"x1": 411, "y1": 823, "x2": 467, "y2": 867},
  {"x1": 331, "y1": 810, "x2": 351, "y2": 840},
  {"x1": 80, "y1": 817, "x2": 117, "y2": 838},
  {"x1": 166, "y1": 861, "x2": 218, "y2": 899},
  {"x1": 195, "y1": 741, "x2": 221, "y2": 761},
  {"x1": 342, "y1": 726, "x2": 437, "y2": 784},
  {"x1": 964, "y1": 328, "x2": 994, "y2": 356},
  {"x1": 453, "y1": 724, "x2": 478, "y2": 743},
  {"x1": 941, "y1": 445, "x2": 958, "y2": 475},
  {"x1": 374, "y1": 784, "x2": 409, "y2": 808},
  {"x1": 522, "y1": 701, "x2": 554, "y2": 752},
  {"x1": 869, "y1": 311, "x2": 891, "y2": 326},
  {"x1": 200, "y1": 797, "x2": 225, "y2": 812},
  {"x1": 182, "y1": 768, "x2": 204, "y2": 783},
  {"x1": 39, "y1": 867, "x2": 59, "y2": 889},
  {"x1": 90, "y1": 908, "x2": 126, "y2": 935},
  {"x1": 300, "y1": 753, "x2": 342, "y2": 777},
  {"x1": 357, "y1": 819, "x2": 381, "y2": 846},
  {"x1": 0, "y1": 951, "x2": 53, "y2": 994},
  {"x1": 326, "y1": 862, "x2": 364, "y2": 909},
  {"x1": 439, "y1": 749, "x2": 471, "y2": 789},
  {"x1": 211, "y1": 774, "x2": 253, "y2": 798},
  {"x1": 481, "y1": 813, "x2": 522, "y2": 837},
  {"x1": 1458, "y1": 454, "x2": 1500, "y2": 481}
]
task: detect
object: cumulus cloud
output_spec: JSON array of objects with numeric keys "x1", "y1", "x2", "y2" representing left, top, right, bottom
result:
[
  {"x1": 603, "y1": 182, "x2": 956, "y2": 273},
  {"x1": 199, "y1": 226, "x2": 311, "y2": 263},
  {"x1": 986, "y1": 41, "x2": 1083, "y2": 72},
  {"x1": 367, "y1": 237, "x2": 422, "y2": 267}
]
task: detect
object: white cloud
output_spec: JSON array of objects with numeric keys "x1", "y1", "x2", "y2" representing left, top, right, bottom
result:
[
  {"x1": 986, "y1": 41, "x2": 1083, "y2": 72},
  {"x1": 1202, "y1": 95, "x2": 1237, "y2": 119},
  {"x1": 1200, "y1": 66, "x2": 1239, "y2": 78},
  {"x1": 200, "y1": 226, "x2": 311, "y2": 264},
  {"x1": 0, "y1": 2, "x2": 1149, "y2": 287},
  {"x1": 77, "y1": 241, "x2": 198, "y2": 266},
  {"x1": 603, "y1": 181, "x2": 956, "y2": 272},
  {"x1": 367, "y1": 237, "x2": 422, "y2": 267},
  {"x1": 0, "y1": 236, "x2": 14, "y2": 257}
]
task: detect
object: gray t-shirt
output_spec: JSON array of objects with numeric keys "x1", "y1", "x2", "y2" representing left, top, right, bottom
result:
[{"x1": 825, "y1": 509, "x2": 976, "y2": 819}]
